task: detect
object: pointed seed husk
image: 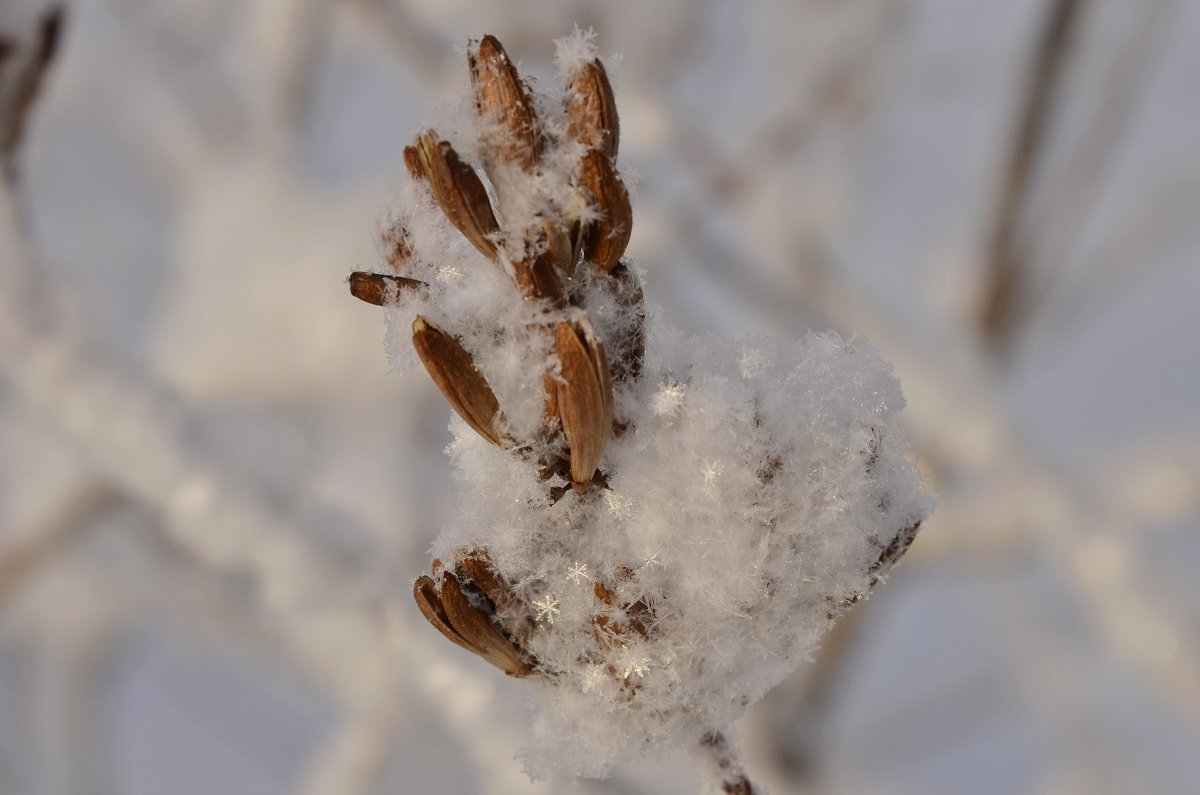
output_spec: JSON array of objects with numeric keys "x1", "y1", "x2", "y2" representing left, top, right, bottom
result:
[
  {"x1": 577, "y1": 316, "x2": 614, "y2": 436},
  {"x1": 567, "y1": 58, "x2": 619, "y2": 160},
  {"x1": 542, "y1": 217, "x2": 576, "y2": 278},
  {"x1": 439, "y1": 572, "x2": 533, "y2": 677},
  {"x1": 413, "y1": 575, "x2": 477, "y2": 654},
  {"x1": 379, "y1": 224, "x2": 414, "y2": 273},
  {"x1": 414, "y1": 132, "x2": 501, "y2": 259},
  {"x1": 513, "y1": 251, "x2": 564, "y2": 305},
  {"x1": 349, "y1": 272, "x2": 426, "y2": 306},
  {"x1": 403, "y1": 145, "x2": 425, "y2": 182},
  {"x1": 579, "y1": 149, "x2": 632, "y2": 272},
  {"x1": 459, "y1": 555, "x2": 512, "y2": 614},
  {"x1": 412, "y1": 316, "x2": 504, "y2": 446},
  {"x1": 555, "y1": 319, "x2": 612, "y2": 491},
  {"x1": 607, "y1": 261, "x2": 646, "y2": 383},
  {"x1": 469, "y1": 34, "x2": 542, "y2": 170}
]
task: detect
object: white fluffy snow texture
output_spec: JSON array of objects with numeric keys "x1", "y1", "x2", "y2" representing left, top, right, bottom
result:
[
  {"x1": 380, "y1": 34, "x2": 935, "y2": 778},
  {"x1": 430, "y1": 324, "x2": 934, "y2": 777}
]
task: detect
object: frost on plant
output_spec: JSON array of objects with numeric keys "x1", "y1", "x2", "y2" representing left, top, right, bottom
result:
[{"x1": 350, "y1": 30, "x2": 936, "y2": 781}]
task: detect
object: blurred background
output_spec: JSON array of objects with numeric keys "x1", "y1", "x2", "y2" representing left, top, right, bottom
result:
[{"x1": 1, "y1": 0, "x2": 1198, "y2": 793}]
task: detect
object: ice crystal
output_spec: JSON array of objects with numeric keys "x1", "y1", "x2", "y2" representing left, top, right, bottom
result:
[
  {"x1": 533, "y1": 595, "x2": 561, "y2": 625},
  {"x1": 566, "y1": 562, "x2": 589, "y2": 584}
]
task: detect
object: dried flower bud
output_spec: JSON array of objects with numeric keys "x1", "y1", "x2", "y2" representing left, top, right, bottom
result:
[
  {"x1": 380, "y1": 224, "x2": 414, "y2": 273},
  {"x1": 439, "y1": 571, "x2": 533, "y2": 677},
  {"x1": 459, "y1": 555, "x2": 512, "y2": 614},
  {"x1": 403, "y1": 145, "x2": 425, "y2": 182},
  {"x1": 607, "y1": 261, "x2": 646, "y2": 383},
  {"x1": 413, "y1": 575, "x2": 478, "y2": 655},
  {"x1": 348, "y1": 271, "x2": 426, "y2": 306},
  {"x1": 578, "y1": 149, "x2": 632, "y2": 272},
  {"x1": 555, "y1": 318, "x2": 612, "y2": 491},
  {"x1": 542, "y1": 217, "x2": 577, "y2": 278},
  {"x1": 469, "y1": 34, "x2": 542, "y2": 170},
  {"x1": 411, "y1": 316, "x2": 505, "y2": 446},
  {"x1": 513, "y1": 252, "x2": 565, "y2": 305},
  {"x1": 413, "y1": 132, "x2": 501, "y2": 259},
  {"x1": 566, "y1": 59, "x2": 619, "y2": 160}
]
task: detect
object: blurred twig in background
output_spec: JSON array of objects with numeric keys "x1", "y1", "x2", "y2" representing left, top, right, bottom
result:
[
  {"x1": 1, "y1": 1, "x2": 1198, "y2": 793},
  {"x1": 979, "y1": 0, "x2": 1084, "y2": 351}
]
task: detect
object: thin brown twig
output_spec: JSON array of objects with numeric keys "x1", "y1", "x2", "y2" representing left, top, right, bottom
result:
[
  {"x1": 0, "y1": 483, "x2": 121, "y2": 612},
  {"x1": 695, "y1": 731, "x2": 759, "y2": 795},
  {"x1": 978, "y1": 0, "x2": 1086, "y2": 351},
  {"x1": 0, "y1": 6, "x2": 64, "y2": 177}
]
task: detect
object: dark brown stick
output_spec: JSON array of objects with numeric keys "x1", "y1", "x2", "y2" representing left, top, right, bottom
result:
[
  {"x1": 0, "y1": 6, "x2": 64, "y2": 175},
  {"x1": 695, "y1": 731, "x2": 759, "y2": 795},
  {"x1": 979, "y1": 0, "x2": 1086, "y2": 350}
]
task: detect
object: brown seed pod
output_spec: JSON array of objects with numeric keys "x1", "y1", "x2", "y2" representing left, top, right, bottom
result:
[
  {"x1": 403, "y1": 145, "x2": 425, "y2": 182},
  {"x1": 459, "y1": 554, "x2": 532, "y2": 646},
  {"x1": 513, "y1": 251, "x2": 565, "y2": 305},
  {"x1": 566, "y1": 58, "x2": 619, "y2": 160},
  {"x1": 379, "y1": 224, "x2": 414, "y2": 273},
  {"x1": 542, "y1": 217, "x2": 577, "y2": 279},
  {"x1": 413, "y1": 575, "x2": 477, "y2": 654},
  {"x1": 578, "y1": 316, "x2": 614, "y2": 439},
  {"x1": 412, "y1": 316, "x2": 505, "y2": 446},
  {"x1": 555, "y1": 318, "x2": 612, "y2": 491},
  {"x1": 348, "y1": 272, "x2": 426, "y2": 306},
  {"x1": 412, "y1": 132, "x2": 501, "y2": 260},
  {"x1": 439, "y1": 572, "x2": 533, "y2": 677},
  {"x1": 459, "y1": 555, "x2": 512, "y2": 614},
  {"x1": 607, "y1": 261, "x2": 646, "y2": 384},
  {"x1": 469, "y1": 35, "x2": 542, "y2": 171},
  {"x1": 578, "y1": 149, "x2": 632, "y2": 272}
]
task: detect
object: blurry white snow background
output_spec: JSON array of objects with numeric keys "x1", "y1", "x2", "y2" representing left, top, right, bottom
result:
[{"x1": 1, "y1": 1, "x2": 1199, "y2": 794}]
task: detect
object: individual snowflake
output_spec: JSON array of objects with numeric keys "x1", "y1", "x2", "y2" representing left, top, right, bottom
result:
[
  {"x1": 566, "y1": 562, "x2": 589, "y2": 584},
  {"x1": 533, "y1": 594, "x2": 561, "y2": 625},
  {"x1": 622, "y1": 656, "x2": 650, "y2": 680},
  {"x1": 639, "y1": 552, "x2": 663, "y2": 571},
  {"x1": 604, "y1": 490, "x2": 633, "y2": 518},
  {"x1": 651, "y1": 381, "x2": 685, "y2": 417},
  {"x1": 581, "y1": 663, "x2": 606, "y2": 693}
]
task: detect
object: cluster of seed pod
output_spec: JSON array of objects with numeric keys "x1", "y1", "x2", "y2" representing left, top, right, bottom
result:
[{"x1": 350, "y1": 35, "x2": 644, "y2": 677}]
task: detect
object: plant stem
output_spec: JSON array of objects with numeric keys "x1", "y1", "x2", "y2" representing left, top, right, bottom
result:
[{"x1": 694, "y1": 731, "x2": 759, "y2": 795}]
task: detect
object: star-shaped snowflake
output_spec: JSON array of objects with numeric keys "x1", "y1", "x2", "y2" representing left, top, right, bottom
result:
[
  {"x1": 651, "y1": 381, "x2": 685, "y2": 418},
  {"x1": 566, "y1": 562, "x2": 589, "y2": 584},
  {"x1": 533, "y1": 594, "x2": 560, "y2": 625},
  {"x1": 605, "y1": 490, "x2": 633, "y2": 518},
  {"x1": 622, "y1": 656, "x2": 650, "y2": 680}
]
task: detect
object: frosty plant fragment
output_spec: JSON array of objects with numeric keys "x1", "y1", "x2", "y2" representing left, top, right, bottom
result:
[{"x1": 349, "y1": 30, "x2": 935, "y2": 782}]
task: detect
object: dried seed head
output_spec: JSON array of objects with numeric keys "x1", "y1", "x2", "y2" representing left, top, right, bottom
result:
[
  {"x1": 566, "y1": 58, "x2": 619, "y2": 160},
  {"x1": 459, "y1": 553, "x2": 533, "y2": 647},
  {"x1": 513, "y1": 251, "x2": 565, "y2": 305},
  {"x1": 349, "y1": 271, "x2": 426, "y2": 306},
  {"x1": 607, "y1": 261, "x2": 646, "y2": 384},
  {"x1": 459, "y1": 554, "x2": 512, "y2": 614},
  {"x1": 439, "y1": 572, "x2": 533, "y2": 677},
  {"x1": 542, "y1": 217, "x2": 577, "y2": 278},
  {"x1": 578, "y1": 149, "x2": 632, "y2": 272},
  {"x1": 403, "y1": 145, "x2": 425, "y2": 182},
  {"x1": 469, "y1": 34, "x2": 542, "y2": 171},
  {"x1": 411, "y1": 316, "x2": 505, "y2": 446},
  {"x1": 413, "y1": 132, "x2": 501, "y2": 259},
  {"x1": 578, "y1": 316, "x2": 614, "y2": 437},
  {"x1": 555, "y1": 317, "x2": 613, "y2": 491},
  {"x1": 413, "y1": 575, "x2": 477, "y2": 655},
  {"x1": 380, "y1": 224, "x2": 414, "y2": 273}
]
